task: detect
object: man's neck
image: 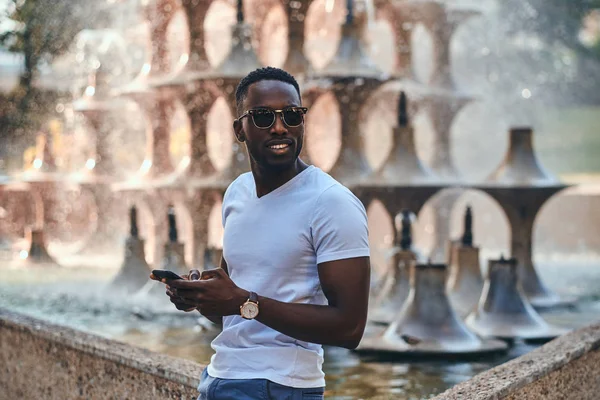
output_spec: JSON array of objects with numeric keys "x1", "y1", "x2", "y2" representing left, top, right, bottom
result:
[{"x1": 251, "y1": 159, "x2": 309, "y2": 198}]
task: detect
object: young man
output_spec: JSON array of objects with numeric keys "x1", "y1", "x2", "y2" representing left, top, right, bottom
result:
[{"x1": 166, "y1": 67, "x2": 370, "y2": 399}]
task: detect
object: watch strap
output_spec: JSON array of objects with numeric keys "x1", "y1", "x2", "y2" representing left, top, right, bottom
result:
[{"x1": 248, "y1": 291, "x2": 258, "y2": 304}]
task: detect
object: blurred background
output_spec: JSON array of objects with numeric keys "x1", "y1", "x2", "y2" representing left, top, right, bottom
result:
[
  {"x1": 1, "y1": 0, "x2": 599, "y2": 179},
  {"x1": 1, "y1": 0, "x2": 599, "y2": 264}
]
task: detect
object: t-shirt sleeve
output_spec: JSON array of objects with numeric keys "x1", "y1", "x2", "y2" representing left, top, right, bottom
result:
[{"x1": 310, "y1": 184, "x2": 370, "y2": 264}]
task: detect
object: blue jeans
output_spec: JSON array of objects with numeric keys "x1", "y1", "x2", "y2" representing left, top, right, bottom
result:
[{"x1": 197, "y1": 369, "x2": 325, "y2": 400}]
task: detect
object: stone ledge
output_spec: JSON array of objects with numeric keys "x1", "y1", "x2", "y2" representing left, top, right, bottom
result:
[
  {"x1": 433, "y1": 321, "x2": 600, "y2": 400},
  {"x1": 0, "y1": 308, "x2": 204, "y2": 389}
]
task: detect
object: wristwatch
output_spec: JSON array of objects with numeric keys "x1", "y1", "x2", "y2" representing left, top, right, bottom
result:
[{"x1": 240, "y1": 291, "x2": 259, "y2": 320}]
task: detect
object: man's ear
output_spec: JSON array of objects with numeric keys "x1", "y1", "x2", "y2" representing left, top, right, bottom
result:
[{"x1": 233, "y1": 119, "x2": 245, "y2": 142}]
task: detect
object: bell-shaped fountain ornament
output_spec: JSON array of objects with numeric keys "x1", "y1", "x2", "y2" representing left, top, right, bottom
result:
[
  {"x1": 465, "y1": 256, "x2": 567, "y2": 342},
  {"x1": 74, "y1": 63, "x2": 116, "y2": 180},
  {"x1": 281, "y1": 0, "x2": 314, "y2": 77},
  {"x1": 484, "y1": 127, "x2": 572, "y2": 309},
  {"x1": 109, "y1": 206, "x2": 151, "y2": 294},
  {"x1": 18, "y1": 132, "x2": 60, "y2": 267},
  {"x1": 318, "y1": 0, "x2": 382, "y2": 78},
  {"x1": 370, "y1": 210, "x2": 417, "y2": 324},
  {"x1": 136, "y1": 205, "x2": 187, "y2": 305},
  {"x1": 161, "y1": 205, "x2": 188, "y2": 274},
  {"x1": 374, "y1": 92, "x2": 438, "y2": 184},
  {"x1": 487, "y1": 127, "x2": 557, "y2": 186},
  {"x1": 358, "y1": 262, "x2": 507, "y2": 356},
  {"x1": 447, "y1": 206, "x2": 483, "y2": 317},
  {"x1": 35, "y1": 132, "x2": 57, "y2": 173},
  {"x1": 73, "y1": 61, "x2": 112, "y2": 113},
  {"x1": 210, "y1": 0, "x2": 261, "y2": 79},
  {"x1": 21, "y1": 131, "x2": 59, "y2": 181},
  {"x1": 22, "y1": 227, "x2": 57, "y2": 266}
]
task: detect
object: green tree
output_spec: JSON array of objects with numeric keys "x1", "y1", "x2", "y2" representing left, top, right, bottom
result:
[
  {"x1": 497, "y1": 0, "x2": 600, "y2": 103},
  {"x1": 0, "y1": 0, "x2": 96, "y2": 169},
  {"x1": 508, "y1": 0, "x2": 600, "y2": 55}
]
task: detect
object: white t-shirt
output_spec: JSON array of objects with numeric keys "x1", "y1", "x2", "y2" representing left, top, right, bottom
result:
[{"x1": 206, "y1": 165, "x2": 370, "y2": 388}]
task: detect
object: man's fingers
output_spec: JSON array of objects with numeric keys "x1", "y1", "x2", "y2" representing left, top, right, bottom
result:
[
  {"x1": 167, "y1": 292, "x2": 197, "y2": 312},
  {"x1": 167, "y1": 286, "x2": 204, "y2": 302},
  {"x1": 173, "y1": 288, "x2": 205, "y2": 301},
  {"x1": 168, "y1": 279, "x2": 208, "y2": 289},
  {"x1": 173, "y1": 301, "x2": 197, "y2": 312}
]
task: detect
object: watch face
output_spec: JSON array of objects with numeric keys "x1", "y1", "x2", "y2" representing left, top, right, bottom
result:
[{"x1": 241, "y1": 302, "x2": 259, "y2": 319}]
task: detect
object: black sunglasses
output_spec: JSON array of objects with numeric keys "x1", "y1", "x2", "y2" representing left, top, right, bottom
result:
[{"x1": 236, "y1": 107, "x2": 308, "y2": 129}]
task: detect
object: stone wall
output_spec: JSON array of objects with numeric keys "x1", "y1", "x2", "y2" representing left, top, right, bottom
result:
[
  {"x1": 0, "y1": 308, "x2": 204, "y2": 400},
  {"x1": 2, "y1": 307, "x2": 599, "y2": 400},
  {"x1": 433, "y1": 321, "x2": 600, "y2": 400}
]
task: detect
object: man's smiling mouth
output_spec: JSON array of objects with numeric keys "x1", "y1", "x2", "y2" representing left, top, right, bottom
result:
[{"x1": 269, "y1": 143, "x2": 290, "y2": 150}]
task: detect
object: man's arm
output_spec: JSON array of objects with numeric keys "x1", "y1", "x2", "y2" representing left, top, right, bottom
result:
[
  {"x1": 254, "y1": 256, "x2": 370, "y2": 349},
  {"x1": 169, "y1": 256, "x2": 370, "y2": 349}
]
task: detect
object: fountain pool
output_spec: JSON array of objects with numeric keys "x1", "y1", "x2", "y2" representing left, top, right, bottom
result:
[{"x1": 2, "y1": 258, "x2": 599, "y2": 399}]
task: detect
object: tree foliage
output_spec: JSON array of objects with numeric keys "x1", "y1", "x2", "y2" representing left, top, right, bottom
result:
[
  {"x1": 501, "y1": 0, "x2": 600, "y2": 58},
  {"x1": 493, "y1": 0, "x2": 600, "y2": 105},
  {"x1": 0, "y1": 0, "x2": 94, "y2": 168}
]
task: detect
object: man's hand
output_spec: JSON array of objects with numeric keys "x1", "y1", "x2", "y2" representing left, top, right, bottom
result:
[
  {"x1": 167, "y1": 268, "x2": 248, "y2": 317},
  {"x1": 164, "y1": 269, "x2": 201, "y2": 312}
]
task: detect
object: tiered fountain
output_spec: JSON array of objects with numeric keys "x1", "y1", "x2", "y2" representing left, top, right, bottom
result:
[{"x1": 0, "y1": 0, "x2": 576, "y2": 355}]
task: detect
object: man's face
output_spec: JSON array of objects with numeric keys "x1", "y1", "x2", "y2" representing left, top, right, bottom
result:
[{"x1": 234, "y1": 80, "x2": 304, "y2": 171}]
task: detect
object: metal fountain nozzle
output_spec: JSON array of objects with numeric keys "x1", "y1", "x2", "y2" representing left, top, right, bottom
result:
[
  {"x1": 211, "y1": 0, "x2": 260, "y2": 79},
  {"x1": 399, "y1": 209, "x2": 412, "y2": 250},
  {"x1": 373, "y1": 91, "x2": 438, "y2": 184},
  {"x1": 109, "y1": 206, "x2": 149, "y2": 294},
  {"x1": 319, "y1": 0, "x2": 381, "y2": 78},
  {"x1": 487, "y1": 127, "x2": 557, "y2": 186},
  {"x1": 129, "y1": 206, "x2": 139, "y2": 238},
  {"x1": 359, "y1": 262, "x2": 507, "y2": 356},
  {"x1": 167, "y1": 205, "x2": 178, "y2": 243},
  {"x1": 398, "y1": 91, "x2": 409, "y2": 127},
  {"x1": 447, "y1": 209, "x2": 482, "y2": 317},
  {"x1": 161, "y1": 208, "x2": 187, "y2": 275},
  {"x1": 461, "y1": 205, "x2": 473, "y2": 247},
  {"x1": 236, "y1": 0, "x2": 244, "y2": 23},
  {"x1": 465, "y1": 256, "x2": 567, "y2": 342}
]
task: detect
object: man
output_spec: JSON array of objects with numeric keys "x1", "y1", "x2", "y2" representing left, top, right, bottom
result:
[{"x1": 166, "y1": 67, "x2": 370, "y2": 399}]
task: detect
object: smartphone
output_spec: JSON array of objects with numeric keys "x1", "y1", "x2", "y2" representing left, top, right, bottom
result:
[{"x1": 151, "y1": 269, "x2": 183, "y2": 281}]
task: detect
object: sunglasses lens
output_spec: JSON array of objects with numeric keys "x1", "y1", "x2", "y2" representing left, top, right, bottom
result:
[
  {"x1": 283, "y1": 109, "x2": 304, "y2": 127},
  {"x1": 252, "y1": 111, "x2": 275, "y2": 128}
]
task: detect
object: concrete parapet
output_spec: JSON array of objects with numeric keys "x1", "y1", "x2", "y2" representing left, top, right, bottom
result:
[
  {"x1": 2, "y1": 307, "x2": 599, "y2": 400},
  {"x1": 0, "y1": 308, "x2": 203, "y2": 400},
  {"x1": 432, "y1": 321, "x2": 600, "y2": 400}
]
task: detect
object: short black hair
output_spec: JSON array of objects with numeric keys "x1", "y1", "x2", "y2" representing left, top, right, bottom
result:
[{"x1": 235, "y1": 67, "x2": 301, "y2": 115}]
